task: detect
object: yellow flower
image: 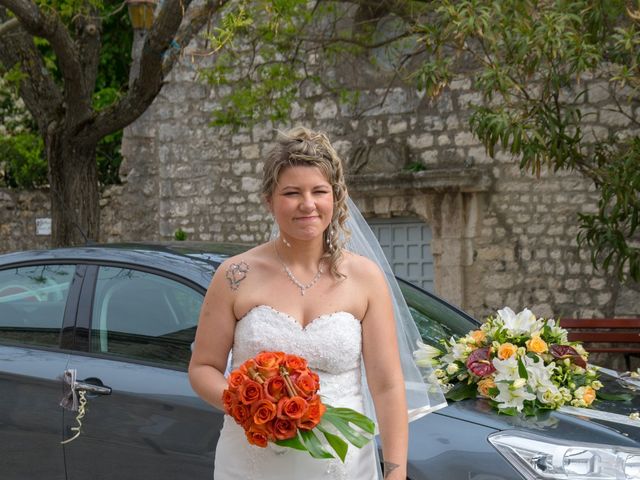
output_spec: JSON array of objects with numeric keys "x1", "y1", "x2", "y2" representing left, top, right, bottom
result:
[
  {"x1": 477, "y1": 378, "x2": 496, "y2": 397},
  {"x1": 525, "y1": 335, "x2": 548, "y2": 354},
  {"x1": 469, "y1": 330, "x2": 486, "y2": 345},
  {"x1": 576, "y1": 386, "x2": 596, "y2": 406},
  {"x1": 497, "y1": 342, "x2": 517, "y2": 360}
]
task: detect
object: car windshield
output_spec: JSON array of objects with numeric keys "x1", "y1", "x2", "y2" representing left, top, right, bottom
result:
[{"x1": 398, "y1": 278, "x2": 479, "y2": 347}]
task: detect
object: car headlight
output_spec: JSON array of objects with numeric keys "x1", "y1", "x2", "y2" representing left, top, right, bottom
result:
[{"x1": 488, "y1": 430, "x2": 640, "y2": 479}]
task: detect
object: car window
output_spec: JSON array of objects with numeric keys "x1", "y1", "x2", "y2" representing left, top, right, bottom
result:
[
  {"x1": 90, "y1": 266, "x2": 204, "y2": 369},
  {"x1": 399, "y1": 279, "x2": 478, "y2": 346},
  {"x1": 0, "y1": 264, "x2": 75, "y2": 348}
]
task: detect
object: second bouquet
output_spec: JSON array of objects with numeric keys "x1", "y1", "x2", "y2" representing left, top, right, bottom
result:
[{"x1": 223, "y1": 351, "x2": 375, "y2": 461}]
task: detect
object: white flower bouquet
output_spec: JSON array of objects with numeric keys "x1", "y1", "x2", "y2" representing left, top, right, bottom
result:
[{"x1": 415, "y1": 307, "x2": 603, "y2": 416}]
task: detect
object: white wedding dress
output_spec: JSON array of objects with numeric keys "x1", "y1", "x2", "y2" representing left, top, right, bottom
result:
[{"x1": 213, "y1": 305, "x2": 378, "y2": 480}]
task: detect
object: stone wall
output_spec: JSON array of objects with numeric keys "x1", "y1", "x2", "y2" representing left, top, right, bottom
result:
[
  {"x1": 0, "y1": 188, "x2": 51, "y2": 253},
  {"x1": 2, "y1": 49, "x2": 639, "y2": 332}
]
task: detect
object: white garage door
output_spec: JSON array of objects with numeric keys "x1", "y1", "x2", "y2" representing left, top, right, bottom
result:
[{"x1": 368, "y1": 218, "x2": 434, "y2": 292}]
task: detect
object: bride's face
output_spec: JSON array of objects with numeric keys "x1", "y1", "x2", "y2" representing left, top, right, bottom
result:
[{"x1": 268, "y1": 165, "x2": 334, "y2": 242}]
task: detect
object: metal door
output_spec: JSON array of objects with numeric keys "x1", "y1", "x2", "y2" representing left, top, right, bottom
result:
[{"x1": 369, "y1": 217, "x2": 435, "y2": 291}]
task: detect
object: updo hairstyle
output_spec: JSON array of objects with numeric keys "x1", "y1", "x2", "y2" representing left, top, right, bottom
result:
[{"x1": 261, "y1": 126, "x2": 350, "y2": 279}]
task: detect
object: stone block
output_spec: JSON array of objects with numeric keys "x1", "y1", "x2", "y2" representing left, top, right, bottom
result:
[
  {"x1": 407, "y1": 133, "x2": 434, "y2": 149},
  {"x1": 313, "y1": 98, "x2": 338, "y2": 119}
]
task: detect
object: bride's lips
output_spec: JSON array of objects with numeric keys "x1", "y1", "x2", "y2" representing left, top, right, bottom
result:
[{"x1": 294, "y1": 216, "x2": 320, "y2": 222}]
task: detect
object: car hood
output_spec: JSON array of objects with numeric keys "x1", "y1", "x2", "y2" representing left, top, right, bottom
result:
[{"x1": 436, "y1": 369, "x2": 640, "y2": 445}]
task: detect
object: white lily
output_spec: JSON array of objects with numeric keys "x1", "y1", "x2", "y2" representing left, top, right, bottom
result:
[
  {"x1": 413, "y1": 340, "x2": 442, "y2": 367},
  {"x1": 495, "y1": 381, "x2": 536, "y2": 412},
  {"x1": 497, "y1": 307, "x2": 541, "y2": 334},
  {"x1": 492, "y1": 356, "x2": 519, "y2": 382}
]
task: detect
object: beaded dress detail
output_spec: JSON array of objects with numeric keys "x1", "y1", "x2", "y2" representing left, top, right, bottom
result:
[{"x1": 213, "y1": 305, "x2": 377, "y2": 480}]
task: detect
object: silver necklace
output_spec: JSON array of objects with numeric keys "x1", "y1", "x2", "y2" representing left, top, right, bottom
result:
[{"x1": 273, "y1": 240, "x2": 324, "y2": 296}]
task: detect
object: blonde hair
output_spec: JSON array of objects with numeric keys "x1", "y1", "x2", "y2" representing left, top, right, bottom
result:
[{"x1": 262, "y1": 126, "x2": 350, "y2": 279}]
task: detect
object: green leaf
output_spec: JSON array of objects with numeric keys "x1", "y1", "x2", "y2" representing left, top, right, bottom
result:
[
  {"x1": 320, "y1": 414, "x2": 372, "y2": 448},
  {"x1": 275, "y1": 434, "x2": 307, "y2": 451},
  {"x1": 445, "y1": 381, "x2": 477, "y2": 401},
  {"x1": 518, "y1": 358, "x2": 529, "y2": 380},
  {"x1": 298, "y1": 429, "x2": 334, "y2": 459},
  {"x1": 324, "y1": 406, "x2": 376, "y2": 434},
  {"x1": 316, "y1": 425, "x2": 348, "y2": 462}
]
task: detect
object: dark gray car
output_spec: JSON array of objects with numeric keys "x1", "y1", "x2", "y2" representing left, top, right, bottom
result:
[{"x1": 0, "y1": 244, "x2": 638, "y2": 480}]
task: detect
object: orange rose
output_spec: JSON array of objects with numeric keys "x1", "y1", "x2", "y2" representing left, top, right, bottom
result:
[
  {"x1": 222, "y1": 389, "x2": 236, "y2": 413},
  {"x1": 525, "y1": 335, "x2": 548, "y2": 354},
  {"x1": 264, "y1": 375, "x2": 287, "y2": 402},
  {"x1": 294, "y1": 372, "x2": 318, "y2": 398},
  {"x1": 582, "y1": 386, "x2": 596, "y2": 406},
  {"x1": 469, "y1": 330, "x2": 486, "y2": 345},
  {"x1": 273, "y1": 417, "x2": 298, "y2": 440},
  {"x1": 230, "y1": 402, "x2": 251, "y2": 425},
  {"x1": 239, "y1": 359, "x2": 256, "y2": 375},
  {"x1": 255, "y1": 351, "x2": 284, "y2": 378},
  {"x1": 277, "y1": 396, "x2": 308, "y2": 420},
  {"x1": 298, "y1": 395, "x2": 326, "y2": 430},
  {"x1": 251, "y1": 399, "x2": 277, "y2": 425},
  {"x1": 477, "y1": 378, "x2": 496, "y2": 398},
  {"x1": 238, "y1": 379, "x2": 263, "y2": 405},
  {"x1": 284, "y1": 354, "x2": 308, "y2": 374},
  {"x1": 228, "y1": 371, "x2": 248, "y2": 393},
  {"x1": 245, "y1": 422, "x2": 273, "y2": 448},
  {"x1": 497, "y1": 343, "x2": 517, "y2": 360}
]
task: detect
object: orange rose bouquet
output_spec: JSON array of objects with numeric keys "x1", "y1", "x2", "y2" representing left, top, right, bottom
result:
[{"x1": 223, "y1": 351, "x2": 375, "y2": 461}]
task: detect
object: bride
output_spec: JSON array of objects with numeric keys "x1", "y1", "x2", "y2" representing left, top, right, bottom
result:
[{"x1": 188, "y1": 127, "x2": 443, "y2": 479}]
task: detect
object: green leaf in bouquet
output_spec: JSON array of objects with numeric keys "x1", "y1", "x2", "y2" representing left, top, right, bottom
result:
[
  {"x1": 298, "y1": 429, "x2": 335, "y2": 459},
  {"x1": 518, "y1": 357, "x2": 529, "y2": 380},
  {"x1": 445, "y1": 381, "x2": 477, "y2": 401},
  {"x1": 320, "y1": 413, "x2": 372, "y2": 448},
  {"x1": 275, "y1": 435, "x2": 307, "y2": 451},
  {"x1": 324, "y1": 406, "x2": 376, "y2": 434},
  {"x1": 316, "y1": 425, "x2": 348, "y2": 462}
]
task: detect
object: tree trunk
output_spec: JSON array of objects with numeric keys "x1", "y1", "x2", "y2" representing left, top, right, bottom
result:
[{"x1": 46, "y1": 127, "x2": 100, "y2": 247}]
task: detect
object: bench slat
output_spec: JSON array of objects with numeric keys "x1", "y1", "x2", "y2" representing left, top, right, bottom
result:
[
  {"x1": 567, "y1": 332, "x2": 640, "y2": 343},
  {"x1": 560, "y1": 318, "x2": 640, "y2": 328}
]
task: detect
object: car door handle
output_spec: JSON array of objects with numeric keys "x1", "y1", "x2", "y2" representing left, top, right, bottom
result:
[{"x1": 74, "y1": 380, "x2": 112, "y2": 396}]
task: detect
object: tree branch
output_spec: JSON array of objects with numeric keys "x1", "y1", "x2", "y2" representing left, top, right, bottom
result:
[
  {"x1": 0, "y1": 0, "x2": 90, "y2": 119},
  {"x1": 0, "y1": 7, "x2": 63, "y2": 131},
  {"x1": 0, "y1": 16, "x2": 18, "y2": 36},
  {"x1": 75, "y1": 6, "x2": 102, "y2": 103},
  {"x1": 83, "y1": 0, "x2": 228, "y2": 143}
]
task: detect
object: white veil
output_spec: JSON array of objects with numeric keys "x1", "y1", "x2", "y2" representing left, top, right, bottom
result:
[
  {"x1": 271, "y1": 197, "x2": 447, "y2": 424},
  {"x1": 343, "y1": 198, "x2": 447, "y2": 423}
]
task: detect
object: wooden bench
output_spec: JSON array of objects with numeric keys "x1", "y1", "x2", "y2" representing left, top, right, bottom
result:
[{"x1": 559, "y1": 318, "x2": 640, "y2": 370}]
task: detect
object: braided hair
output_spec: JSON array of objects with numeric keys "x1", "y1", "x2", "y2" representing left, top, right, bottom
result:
[{"x1": 261, "y1": 126, "x2": 350, "y2": 279}]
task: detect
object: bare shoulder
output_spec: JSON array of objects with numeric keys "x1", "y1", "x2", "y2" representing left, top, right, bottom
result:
[
  {"x1": 215, "y1": 243, "x2": 273, "y2": 291},
  {"x1": 341, "y1": 250, "x2": 386, "y2": 285}
]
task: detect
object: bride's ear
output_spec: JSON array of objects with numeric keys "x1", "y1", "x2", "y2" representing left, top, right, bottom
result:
[{"x1": 264, "y1": 194, "x2": 273, "y2": 214}]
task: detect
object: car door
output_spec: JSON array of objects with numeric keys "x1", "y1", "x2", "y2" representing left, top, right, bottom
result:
[
  {"x1": 63, "y1": 264, "x2": 223, "y2": 480},
  {"x1": 0, "y1": 263, "x2": 81, "y2": 480}
]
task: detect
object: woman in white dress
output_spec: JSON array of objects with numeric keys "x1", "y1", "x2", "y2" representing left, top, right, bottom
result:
[{"x1": 189, "y1": 127, "x2": 409, "y2": 479}]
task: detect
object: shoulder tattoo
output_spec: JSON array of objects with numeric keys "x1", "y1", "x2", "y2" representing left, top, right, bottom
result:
[
  {"x1": 225, "y1": 261, "x2": 250, "y2": 291},
  {"x1": 383, "y1": 462, "x2": 400, "y2": 478}
]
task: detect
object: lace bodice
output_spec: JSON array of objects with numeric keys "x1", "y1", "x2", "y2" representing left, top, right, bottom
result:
[
  {"x1": 231, "y1": 305, "x2": 363, "y2": 402},
  {"x1": 215, "y1": 305, "x2": 377, "y2": 480}
]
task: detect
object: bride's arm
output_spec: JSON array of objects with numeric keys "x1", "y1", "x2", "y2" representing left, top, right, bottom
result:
[
  {"x1": 188, "y1": 258, "x2": 239, "y2": 411},
  {"x1": 360, "y1": 259, "x2": 409, "y2": 480}
]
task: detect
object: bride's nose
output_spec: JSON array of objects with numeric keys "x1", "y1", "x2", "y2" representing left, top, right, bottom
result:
[{"x1": 299, "y1": 194, "x2": 315, "y2": 211}]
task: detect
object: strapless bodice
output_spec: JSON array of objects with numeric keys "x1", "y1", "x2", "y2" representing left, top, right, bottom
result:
[
  {"x1": 215, "y1": 305, "x2": 377, "y2": 480},
  {"x1": 231, "y1": 305, "x2": 363, "y2": 402}
]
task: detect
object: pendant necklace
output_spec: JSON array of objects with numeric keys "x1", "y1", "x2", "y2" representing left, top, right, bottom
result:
[{"x1": 273, "y1": 239, "x2": 324, "y2": 296}]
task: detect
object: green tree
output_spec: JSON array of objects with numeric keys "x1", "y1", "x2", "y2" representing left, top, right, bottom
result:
[
  {"x1": 0, "y1": 0, "x2": 223, "y2": 246},
  {"x1": 199, "y1": 0, "x2": 640, "y2": 282}
]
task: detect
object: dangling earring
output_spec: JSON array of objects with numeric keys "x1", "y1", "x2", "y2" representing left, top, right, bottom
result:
[
  {"x1": 325, "y1": 226, "x2": 334, "y2": 252},
  {"x1": 281, "y1": 236, "x2": 292, "y2": 248}
]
